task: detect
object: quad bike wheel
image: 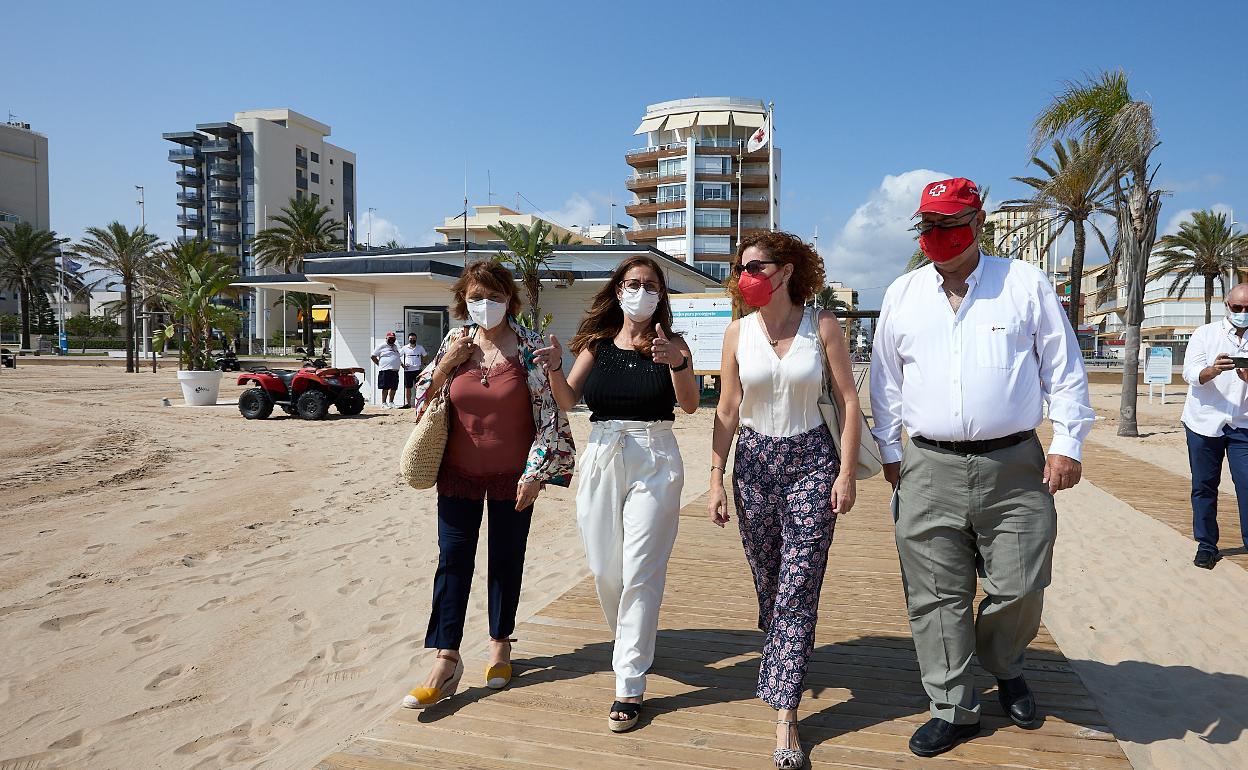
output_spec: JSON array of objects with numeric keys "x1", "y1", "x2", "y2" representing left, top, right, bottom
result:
[
  {"x1": 336, "y1": 390, "x2": 365, "y2": 416},
  {"x1": 295, "y1": 390, "x2": 330, "y2": 420},
  {"x1": 238, "y1": 388, "x2": 274, "y2": 420}
]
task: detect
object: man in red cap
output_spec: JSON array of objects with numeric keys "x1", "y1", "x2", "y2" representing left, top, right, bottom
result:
[
  {"x1": 870, "y1": 178, "x2": 1093, "y2": 756},
  {"x1": 371, "y1": 331, "x2": 403, "y2": 409}
]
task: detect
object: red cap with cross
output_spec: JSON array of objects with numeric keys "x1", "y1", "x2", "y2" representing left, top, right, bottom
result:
[{"x1": 914, "y1": 178, "x2": 982, "y2": 216}]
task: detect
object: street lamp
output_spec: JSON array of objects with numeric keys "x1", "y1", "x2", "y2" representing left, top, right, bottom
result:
[
  {"x1": 367, "y1": 207, "x2": 376, "y2": 249},
  {"x1": 135, "y1": 185, "x2": 145, "y2": 229}
]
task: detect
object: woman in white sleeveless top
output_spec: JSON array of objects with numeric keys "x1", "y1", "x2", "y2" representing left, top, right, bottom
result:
[{"x1": 708, "y1": 231, "x2": 861, "y2": 769}]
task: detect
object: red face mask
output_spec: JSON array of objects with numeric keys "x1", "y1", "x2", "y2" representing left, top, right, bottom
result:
[
  {"x1": 918, "y1": 223, "x2": 977, "y2": 263},
  {"x1": 738, "y1": 270, "x2": 782, "y2": 308}
]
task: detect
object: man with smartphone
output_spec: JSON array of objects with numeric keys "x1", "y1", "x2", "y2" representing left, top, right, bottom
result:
[{"x1": 1180, "y1": 283, "x2": 1248, "y2": 569}]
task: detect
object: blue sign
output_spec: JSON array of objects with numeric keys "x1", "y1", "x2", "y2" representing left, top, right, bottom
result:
[{"x1": 58, "y1": 330, "x2": 68, "y2": 354}]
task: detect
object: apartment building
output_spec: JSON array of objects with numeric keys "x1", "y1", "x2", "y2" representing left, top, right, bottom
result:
[
  {"x1": 0, "y1": 119, "x2": 52, "y2": 319},
  {"x1": 625, "y1": 97, "x2": 779, "y2": 281},
  {"x1": 163, "y1": 109, "x2": 356, "y2": 346},
  {"x1": 435, "y1": 205, "x2": 599, "y2": 246},
  {"x1": 985, "y1": 209, "x2": 1056, "y2": 274}
]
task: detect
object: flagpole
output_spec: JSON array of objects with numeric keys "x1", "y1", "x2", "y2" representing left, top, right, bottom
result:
[
  {"x1": 463, "y1": 163, "x2": 469, "y2": 259},
  {"x1": 768, "y1": 101, "x2": 775, "y2": 232}
]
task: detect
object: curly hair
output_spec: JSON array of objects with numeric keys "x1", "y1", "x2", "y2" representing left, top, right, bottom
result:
[
  {"x1": 569, "y1": 255, "x2": 679, "y2": 357},
  {"x1": 728, "y1": 230, "x2": 825, "y2": 307},
  {"x1": 449, "y1": 260, "x2": 522, "y2": 320}
]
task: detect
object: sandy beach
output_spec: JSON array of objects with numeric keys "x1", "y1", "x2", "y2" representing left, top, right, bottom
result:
[{"x1": 1, "y1": 367, "x2": 1246, "y2": 769}]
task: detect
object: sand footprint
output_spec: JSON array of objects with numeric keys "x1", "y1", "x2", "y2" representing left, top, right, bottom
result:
[
  {"x1": 39, "y1": 609, "x2": 106, "y2": 632},
  {"x1": 146, "y1": 664, "x2": 188, "y2": 690},
  {"x1": 330, "y1": 640, "x2": 362, "y2": 664},
  {"x1": 132, "y1": 633, "x2": 164, "y2": 651},
  {"x1": 337, "y1": 578, "x2": 365, "y2": 596},
  {"x1": 196, "y1": 597, "x2": 228, "y2": 612},
  {"x1": 288, "y1": 610, "x2": 315, "y2": 636},
  {"x1": 83, "y1": 543, "x2": 109, "y2": 554}
]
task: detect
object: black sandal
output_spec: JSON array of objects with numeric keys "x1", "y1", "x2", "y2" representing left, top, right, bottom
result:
[{"x1": 608, "y1": 700, "x2": 642, "y2": 733}]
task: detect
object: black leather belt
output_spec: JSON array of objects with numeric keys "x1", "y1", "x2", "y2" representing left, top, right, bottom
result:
[{"x1": 912, "y1": 430, "x2": 1035, "y2": 455}]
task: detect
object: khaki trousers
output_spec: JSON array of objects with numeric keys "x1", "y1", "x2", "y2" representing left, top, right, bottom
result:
[{"x1": 895, "y1": 434, "x2": 1056, "y2": 724}]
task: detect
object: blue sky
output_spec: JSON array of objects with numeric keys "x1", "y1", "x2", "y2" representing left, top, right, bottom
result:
[{"x1": 7, "y1": 0, "x2": 1245, "y2": 307}]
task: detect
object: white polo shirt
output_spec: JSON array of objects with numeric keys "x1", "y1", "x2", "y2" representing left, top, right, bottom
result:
[
  {"x1": 1181, "y1": 319, "x2": 1248, "y2": 437},
  {"x1": 372, "y1": 343, "x2": 402, "y2": 371},
  {"x1": 401, "y1": 342, "x2": 428, "y2": 372},
  {"x1": 871, "y1": 254, "x2": 1094, "y2": 462}
]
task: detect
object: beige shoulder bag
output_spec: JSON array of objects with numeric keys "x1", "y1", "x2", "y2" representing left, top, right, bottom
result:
[{"x1": 810, "y1": 308, "x2": 883, "y2": 479}]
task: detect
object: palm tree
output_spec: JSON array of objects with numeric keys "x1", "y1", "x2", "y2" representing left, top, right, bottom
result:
[
  {"x1": 812, "y1": 285, "x2": 851, "y2": 313},
  {"x1": 998, "y1": 138, "x2": 1117, "y2": 327},
  {"x1": 488, "y1": 220, "x2": 574, "y2": 332},
  {"x1": 251, "y1": 197, "x2": 343, "y2": 351},
  {"x1": 251, "y1": 196, "x2": 345, "y2": 273},
  {"x1": 1150, "y1": 210, "x2": 1248, "y2": 324},
  {"x1": 148, "y1": 239, "x2": 240, "y2": 370},
  {"x1": 1032, "y1": 69, "x2": 1162, "y2": 437},
  {"x1": 0, "y1": 222, "x2": 78, "y2": 349},
  {"x1": 75, "y1": 222, "x2": 162, "y2": 372}
]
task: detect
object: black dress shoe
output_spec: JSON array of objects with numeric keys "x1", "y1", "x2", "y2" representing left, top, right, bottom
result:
[
  {"x1": 908, "y1": 718, "x2": 980, "y2": 757},
  {"x1": 1194, "y1": 549, "x2": 1218, "y2": 569},
  {"x1": 997, "y1": 676, "x2": 1038, "y2": 728}
]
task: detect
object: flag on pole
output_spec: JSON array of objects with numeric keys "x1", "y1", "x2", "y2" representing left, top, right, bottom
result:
[{"x1": 746, "y1": 117, "x2": 770, "y2": 153}]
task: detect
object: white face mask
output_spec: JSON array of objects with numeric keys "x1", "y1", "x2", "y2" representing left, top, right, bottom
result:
[
  {"x1": 467, "y1": 298, "x2": 507, "y2": 330},
  {"x1": 618, "y1": 286, "x2": 660, "y2": 322}
]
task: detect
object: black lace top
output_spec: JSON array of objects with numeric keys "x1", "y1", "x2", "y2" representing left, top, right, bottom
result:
[{"x1": 583, "y1": 341, "x2": 676, "y2": 422}]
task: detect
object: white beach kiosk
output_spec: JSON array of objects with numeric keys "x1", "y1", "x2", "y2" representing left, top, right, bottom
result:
[{"x1": 233, "y1": 244, "x2": 724, "y2": 404}]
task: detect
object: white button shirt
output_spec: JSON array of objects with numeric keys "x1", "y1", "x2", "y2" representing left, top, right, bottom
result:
[
  {"x1": 870, "y1": 254, "x2": 1093, "y2": 463},
  {"x1": 1180, "y1": 319, "x2": 1248, "y2": 437}
]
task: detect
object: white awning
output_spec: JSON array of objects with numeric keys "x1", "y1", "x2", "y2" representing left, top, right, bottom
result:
[
  {"x1": 633, "y1": 116, "x2": 666, "y2": 135},
  {"x1": 696, "y1": 111, "x2": 731, "y2": 126},
  {"x1": 732, "y1": 111, "x2": 765, "y2": 128},
  {"x1": 664, "y1": 112, "x2": 696, "y2": 130}
]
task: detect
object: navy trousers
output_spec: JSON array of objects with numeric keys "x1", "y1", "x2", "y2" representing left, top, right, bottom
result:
[
  {"x1": 1185, "y1": 425, "x2": 1248, "y2": 554},
  {"x1": 424, "y1": 495, "x2": 534, "y2": 650}
]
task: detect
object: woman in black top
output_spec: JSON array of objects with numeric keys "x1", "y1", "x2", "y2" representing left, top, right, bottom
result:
[{"x1": 536, "y1": 256, "x2": 698, "y2": 732}]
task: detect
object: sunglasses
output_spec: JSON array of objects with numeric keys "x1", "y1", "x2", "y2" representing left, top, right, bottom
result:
[
  {"x1": 914, "y1": 211, "x2": 978, "y2": 234},
  {"x1": 733, "y1": 260, "x2": 781, "y2": 276},
  {"x1": 1229, "y1": 304, "x2": 1248, "y2": 313}
]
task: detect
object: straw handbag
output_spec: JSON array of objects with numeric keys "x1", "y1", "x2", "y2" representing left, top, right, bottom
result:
[
  {"x1": 810, "y1": 308, "x2": 883, "y2": 479},
  {"x1": 400, "y1": 385, "x2": 450, "y2": 490}
]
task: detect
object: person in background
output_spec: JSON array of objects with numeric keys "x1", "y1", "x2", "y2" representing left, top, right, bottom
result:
[
  {"x1": 707, "y1": 231, "x2": 859, "y2": 770},
  {"x1": 371, "y1": 331, "x2": 402, "y2": 409},
  {"x1": 402, "y1": 260, "x2": 575, "y2": 709},
  {"x1": 400, "y1": 332, "x2": 429, "y2": 409},
  {"x1": 535, "y1": 255, "x2": 698, "y2": 733},
  {"x1": 1180, "y1": 282, "x2": 1248, "y2": 569},
  {"x1": 871, "y1": 177, "x2": 1093, "y2": 757}
]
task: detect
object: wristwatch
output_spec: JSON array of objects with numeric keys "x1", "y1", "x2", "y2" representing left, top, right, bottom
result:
[{"x1": 669, "y1": 354, "x2": 689, "y2": 373}]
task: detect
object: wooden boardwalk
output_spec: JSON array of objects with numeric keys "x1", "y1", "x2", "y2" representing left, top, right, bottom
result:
[{"x1": 319, "y1": 472, "x2": 1130, "y2": 770}]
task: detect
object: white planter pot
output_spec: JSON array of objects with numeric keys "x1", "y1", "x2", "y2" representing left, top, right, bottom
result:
[{"x1": 177, "y1": 370, "x2": 223, "y2": 406}]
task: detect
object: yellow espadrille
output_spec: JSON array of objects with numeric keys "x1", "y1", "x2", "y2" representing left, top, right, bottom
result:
[
  {"x1": 485, "y1": 638, "x2": 515, "y2": 690},
  {"x1": 485, "y1": 661, "x2": 512, "y2": 690},
  {"x1": 402, "y1": 652, "x2": 462, "y2": 709}
]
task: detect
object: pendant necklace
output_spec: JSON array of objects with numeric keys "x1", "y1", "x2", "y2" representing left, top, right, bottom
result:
[{"x1": 477, "y1": 330, "x2": 501, "y2": 386}]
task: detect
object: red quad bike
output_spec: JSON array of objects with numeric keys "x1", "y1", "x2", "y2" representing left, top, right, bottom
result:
[{"x1": 236, "y1": 361, "x2": 366, "y2": 420}]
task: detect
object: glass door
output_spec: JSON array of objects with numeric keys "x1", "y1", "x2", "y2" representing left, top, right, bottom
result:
[{"x1": 404, "y1": 307, "x2": 446, "y2": 356}]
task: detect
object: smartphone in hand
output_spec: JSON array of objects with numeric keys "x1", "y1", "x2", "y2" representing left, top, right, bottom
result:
[{"x1": 1232, "y1": 356, "x2": 1248, "y2": 369}]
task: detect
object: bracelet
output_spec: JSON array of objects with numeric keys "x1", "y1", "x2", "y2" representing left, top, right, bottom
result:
[
  {"x1": 669, "y1": 355, "x2": 690, "y2": 373},
  {"x1": 710, "y1": 464, "x2": 725, "y2": 473}
]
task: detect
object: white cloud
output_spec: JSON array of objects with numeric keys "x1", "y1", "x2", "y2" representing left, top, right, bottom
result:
[
  {"x1": 360, "y1": 214, "x2": 403, "y2": 247},
  {"x1": 1162, "y1": 202, "x2": 1235, "y2": 236},
  {"x1": 819, "y1": 169, "x2": 950, "y2": 308},
  {"x1": 540, "y1": 194, "x2": 598, "y2": 230}
]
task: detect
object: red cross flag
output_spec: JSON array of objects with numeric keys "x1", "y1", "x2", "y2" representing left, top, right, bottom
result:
[{"x1": 746, "y1": 117, "x2": 770, "y2": 153}]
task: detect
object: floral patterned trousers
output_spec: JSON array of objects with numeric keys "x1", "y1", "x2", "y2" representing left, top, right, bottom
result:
[{"x1": 733, "y1": 424, "x2": 839, "y2": 710}]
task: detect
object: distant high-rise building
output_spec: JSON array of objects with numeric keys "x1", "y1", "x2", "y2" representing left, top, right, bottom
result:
[
  {"x1": 0, "y1": 119, "x2": 52, "y2": 319},
  {"x1": 986, "y1": 209, "x2": 1056, "y2": 275},
  {"x1": 0, "y1": 119, "x2": 49, "y2": 231},
  {"x1": 163, "y1": 109, "x2": 356, "y2": 346},
  {"x1": 625, "y1": 97, "x2": 779, "y2": 281}
]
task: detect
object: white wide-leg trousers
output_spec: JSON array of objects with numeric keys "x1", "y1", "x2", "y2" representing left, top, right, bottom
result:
[{"x1": 576, "y1": 420, "x2": 684, "y2": 698}]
